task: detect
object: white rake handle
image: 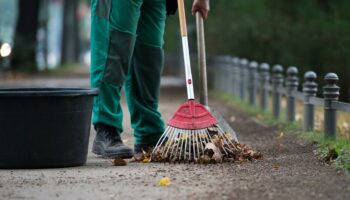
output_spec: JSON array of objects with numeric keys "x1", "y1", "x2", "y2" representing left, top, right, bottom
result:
[{"x1": 178, "y1": 0, "x2": 195, "y2": 100}]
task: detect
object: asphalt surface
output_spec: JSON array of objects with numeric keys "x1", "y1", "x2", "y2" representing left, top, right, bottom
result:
[{"x1": 0, "y1": 75, "x2": 349, "y2": 200}]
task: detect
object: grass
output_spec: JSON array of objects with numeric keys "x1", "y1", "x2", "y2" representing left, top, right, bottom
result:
[{"x1": 213, "y1": 91, "x2": 350, "y2": 172}]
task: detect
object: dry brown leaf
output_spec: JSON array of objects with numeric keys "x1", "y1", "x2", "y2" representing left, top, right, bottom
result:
[
  {"x1": 133, "y1": 153, "x2": 144, "y2": 162},
  {"x1": 113, "y1": 158, "x2": 127, "y2": 166}
]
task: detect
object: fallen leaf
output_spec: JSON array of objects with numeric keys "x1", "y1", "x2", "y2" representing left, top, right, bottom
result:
[
  {"x1": 142, "y1": 157, "x2": 151, "y2": 163},
  {"x1": 133, "y1": 153, "x2": 144, "y2": 162},
  {"x1": 277, "y1": 132, "x2": 284, "y2": 139},
  {"x1": 277, "y1": 144, "x2": 284, "y2": 150},
  {"x1": 159, "y1": 177, "x2": 171, "y2": 186},
  {"x1": 256, "y1": 114, "x2": 263, "y2": 120},
  {"x1": 204, "y1": 143, "x2": 222, "y2": 163},
  {"x1": 113, "y1": 158, "x2": 127, "y2": 166},
  {"x1": 272, "y1": 163, "x2": 280, "y2": 169}
]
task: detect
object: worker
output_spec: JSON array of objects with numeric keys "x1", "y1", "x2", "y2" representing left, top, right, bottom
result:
[{"x1": 90, "y1": 0, "x2": 210, "y2": 158}]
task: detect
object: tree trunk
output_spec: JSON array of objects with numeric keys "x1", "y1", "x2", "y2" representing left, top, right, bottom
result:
[
  {"x1": 61, "y1": 0, "x2": 80, "y2": 65},
  {"x1": 11, "y1": 0, "x2": 41, "y2": 71}
]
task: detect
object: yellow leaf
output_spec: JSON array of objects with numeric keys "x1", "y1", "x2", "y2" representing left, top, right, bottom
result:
[
  {"x1": 159, "y1": 177, "x2": 171, "y2": 186},
  {"x1": 225, "y1": 132, "x2": 232, "y2": 140},
  {"x1": 277, "y1": 132, "x2": 284, "y2": 139},
  {"x1": 142, "y1": 157, "x2": 151, "y2": 163}
]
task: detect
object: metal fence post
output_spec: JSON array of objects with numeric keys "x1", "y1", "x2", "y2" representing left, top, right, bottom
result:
[
  {"x1": 213, "y1": 57, "x2": 219, "y2": 91},
  {"x1": 259, "y1": 63, "x2": 270, "y2": 111},
  {"x1": 224, "y1": 56, "x2": 233, "y2": 94},
  {"x1": 248, "y1": 61, "x2": 258, "y2": 106},
  {"x1": 323, "y1": 73, "x2": 340, "y2": 139},
  {"x1": 239, "y1": 58, "x2": 248, "y2": 100},
  {"x1": 244, "y1": 59, "x2": 250, "y2": 102},
  {"x1": 218, "y1": 56, "x2": 226, "y2": 92},
  {"x1": 232, "y1": 57, "x2": 240, "y2": 96},
  {"x1": 302, "y1": 71, "x2": 318, "y2": 132},
  {"x1": 286, "y1": 66, "x2": 299, "y2": 122},
  {"x1": 227, "y1": 57, "x2": 234, "y2": 95},
  {"x1": 272, "y1": 65, "x2": 284, "y2": 119}
]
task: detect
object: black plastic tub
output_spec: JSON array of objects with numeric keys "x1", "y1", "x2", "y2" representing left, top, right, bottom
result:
[{"x1": 0, "y1": 88, "x2": 98, "y2": 169}]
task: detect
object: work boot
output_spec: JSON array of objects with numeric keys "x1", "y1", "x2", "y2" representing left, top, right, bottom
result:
[{"x1": 92, "y1": 123, "x2": 133, "y2": 158}]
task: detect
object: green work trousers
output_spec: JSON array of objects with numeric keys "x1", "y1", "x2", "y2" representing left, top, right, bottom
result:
[{"x1": 90, "y1": 0, "x2": 166, "y2": 145}]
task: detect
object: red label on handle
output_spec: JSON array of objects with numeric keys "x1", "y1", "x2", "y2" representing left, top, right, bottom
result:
[{"x1": 188, "y1": 79, "x2": 192, "y2": 84}]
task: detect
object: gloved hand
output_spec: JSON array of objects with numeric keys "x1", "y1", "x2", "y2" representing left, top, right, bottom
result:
[{"x1": 192, "y1": 0, "x2": 210, "y2": 19}]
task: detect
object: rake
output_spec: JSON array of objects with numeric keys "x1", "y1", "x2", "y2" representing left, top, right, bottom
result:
[{"x1": 151, "y1": 0, "x2": 238, "y2": 163}]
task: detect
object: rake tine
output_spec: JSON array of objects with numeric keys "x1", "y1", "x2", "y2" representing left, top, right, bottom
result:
[
  {"x1": 206, "y1": 129, "x2": 214, "y2": 143},
  {"x1": 152, "y1": 126, "x2": 170, "y2": 156},
  {"x1": 192, "y1": 130, "x2": 196, "y2": 162},
  {"x1": 162, "y1": 127, "x2": 177, "y2": 159},
  {"x1": 184, "y1": 130, "x2": 188, "y2": 161},
  {"x1": 218, "y1": 125, "x2": 236, "y2": 147},
  {"x1": 173, "y1": 131, "x2": 181, "y2": 163},
  {"x1": 178, "y1": 132, "x2": 185, "y2": 163},
  {"x1": 178, "y1": 131, "x2": 184, "y2": 162},
  {"x1": 169, "y1": 128, "x2": 180, "y2": 160},
  {"x1": 217, "y1": 126, "x2": 236, "y2": 155},
  {"x1": 169, "y1": 131, "x2": 180, "y2": 161},
  {"x1": 188, "y1": 131, "x2": 192, "y2": 162},
  {"x1": 199, "y1": 129, "x2": 206, "y2": 154},
  {"x1": 186, "y1": 130, "x2": 190, "y2": 162},
  {"x1": 215, "y1": 126, "x2": 232, "y2": 155},
  {"x1": 202, "y1": 130, "x2": 209, "y2": 143},
  {"x1": 195, "y1": 130, "x2": 200, "y2": 162},
  {"x1": 220, "y1": 140, "x2": 229, "y2": 155}
]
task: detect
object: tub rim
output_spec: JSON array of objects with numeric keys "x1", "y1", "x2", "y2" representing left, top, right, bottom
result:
[{"x1": 0, "y1": 88, "x2": 99, "y2": 97}]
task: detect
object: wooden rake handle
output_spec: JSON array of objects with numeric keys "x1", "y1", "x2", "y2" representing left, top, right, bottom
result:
[{"x1": 178, "y1": 0, "x2": 188, "y2": 37}]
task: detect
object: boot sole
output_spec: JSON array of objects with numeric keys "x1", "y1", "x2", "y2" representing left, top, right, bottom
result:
[
  {"x1": 103, "y1": 151, "x2": 134, "y2": 159},
  {"x1": 92, "y1": 143, "x2": 134, "y2": 159}
]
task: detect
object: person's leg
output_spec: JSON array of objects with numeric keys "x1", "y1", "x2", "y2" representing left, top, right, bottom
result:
[
  {"x1": 124, "y1": 0, "x2": 167, "y2": 151},
  {"x1": 90, "y1": 0, "x2": 142, "y2": 157}
]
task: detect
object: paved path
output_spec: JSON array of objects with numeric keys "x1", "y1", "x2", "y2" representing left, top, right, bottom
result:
[{"x1": 0, "y1": 76, "x2": 349, "y2": 200}]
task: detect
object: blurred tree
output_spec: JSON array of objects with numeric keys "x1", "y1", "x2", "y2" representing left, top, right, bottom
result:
[
  {"x1": 11, "y1": 0, "x2": 41, "y2": 71},
  {"x1": 61, "y1": 0, "x2": 80, "y2": 65}
]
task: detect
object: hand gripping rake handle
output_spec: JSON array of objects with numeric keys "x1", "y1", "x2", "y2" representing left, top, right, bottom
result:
[{"x1": 178, "y1": 0, "x2": 194, "y2": 100}]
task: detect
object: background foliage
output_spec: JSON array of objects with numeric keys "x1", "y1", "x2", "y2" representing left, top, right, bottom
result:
[{"x1": 164, "y1": 0, "x2": 350, "y2": 101}]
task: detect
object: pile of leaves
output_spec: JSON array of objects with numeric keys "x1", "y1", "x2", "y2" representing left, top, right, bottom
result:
[{"x1": 133, "y1": 127, "x2": 262, "y2": 164}]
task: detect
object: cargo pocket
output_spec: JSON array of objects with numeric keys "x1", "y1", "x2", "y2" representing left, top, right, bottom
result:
[
  {"x1": 94, "y1": 0, "x2": 111, "y2": 19},
  {"x1": 103, "y1": 28, "x2": 136, "y2": 86}
]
